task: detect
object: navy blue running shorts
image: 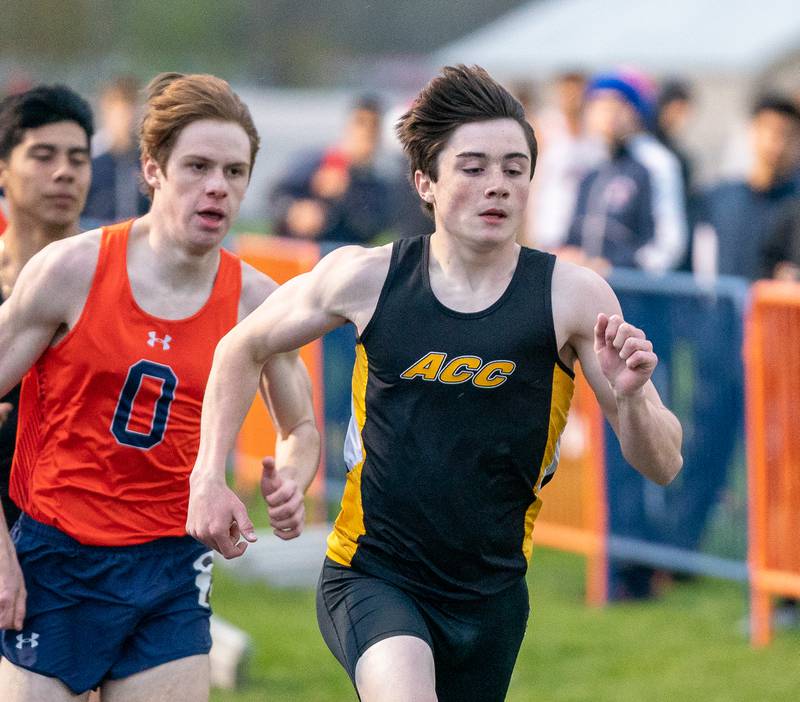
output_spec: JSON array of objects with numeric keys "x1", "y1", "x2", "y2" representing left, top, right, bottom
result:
[
  {"x1": 1, "y1": 513, "x2": 213, "y2": 694},
  {"x1": 317, "y1": 557, "x2": 529, "y2": 702}
]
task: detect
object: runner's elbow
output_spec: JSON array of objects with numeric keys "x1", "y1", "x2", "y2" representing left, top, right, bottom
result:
[{"x1": 652, "y1": 452, "x2": 683, "y2": 486}]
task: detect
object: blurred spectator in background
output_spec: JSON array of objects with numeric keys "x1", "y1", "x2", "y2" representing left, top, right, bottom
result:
[
  {"x1": 696, "y1": 95, "x2": 800, "y2": 280},
  {"x1": 525, "y1": 71, "x2": 603, "y2": 250},
  {"x1": 81, "y1": 76, "x2": 149, "y2": 227},
  {"x1": 563, "y1": 70, "x2": 687, "y2": 275},
  {"x1": 653, "y1": 79, "x2": 697, "y2": 271},
  {"x1": 0, "y1": 75, "x2": 28, "y2": 235},
  {"x1": 653, "y1": 80, "x2": 695, "y2": 196},
  {"x1": 2, "y1": 70, "x2": 34, "y2": 99},
  {"x1": 270, "y1": 95, "x2": 391, "y2": 243},
  {"x1": 760, "y1": 195, "x2": 800, "y2": 280}
]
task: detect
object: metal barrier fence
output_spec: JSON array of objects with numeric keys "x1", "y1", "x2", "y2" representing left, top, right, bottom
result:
[
  {"x1": 232, "y1": 235, "x2": 798, "y2": 645},
  {"x1": 603, "y1": 271, "x2": 751, "y2": 592},
  {"x1": 531, "y1": 270, "x2": 750, "y2": 605}
]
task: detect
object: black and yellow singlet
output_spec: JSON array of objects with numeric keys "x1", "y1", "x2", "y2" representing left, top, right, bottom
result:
[{"x1": 326, "y1": 234, "x2": 575, "y2": 600}]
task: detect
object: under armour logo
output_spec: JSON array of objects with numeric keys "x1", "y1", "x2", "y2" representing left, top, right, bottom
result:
[
  {"x1": 147, "y1": 331, "x2": 172, "y2": 350},
  {"x1": 16, "y1": 632, "x2": 39, "y2": 649}
]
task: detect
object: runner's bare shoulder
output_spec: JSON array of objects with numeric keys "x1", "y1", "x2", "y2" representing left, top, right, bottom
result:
[
  {"x1": 11, "y1": 228, "x2": 103, "y2": 320},
  {"x1": 312, "y1": 243, "x2": 393, "y2": 330}
]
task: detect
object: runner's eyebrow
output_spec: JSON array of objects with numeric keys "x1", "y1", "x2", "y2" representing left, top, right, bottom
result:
[
  {"x1": 455, "y1": 151, "x2": 529, "y2": 161},
  {"x1": 28, "y1": 143, "x2": 90, "y2": 157},
  {"x1": 181, "y1": 154, "x2": 249, "y2": 169}
]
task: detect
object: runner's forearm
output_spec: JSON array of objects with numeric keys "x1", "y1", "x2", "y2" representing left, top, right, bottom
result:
[
  {"x1": 616, "y1": 390, "x2": 683, "y2": 484},
  {"x1": 193, "y1": 332, "x2": 263, "y2": 485},
  {"x1": 275, "y1": 419, "x2": 320, "y2": 493}
]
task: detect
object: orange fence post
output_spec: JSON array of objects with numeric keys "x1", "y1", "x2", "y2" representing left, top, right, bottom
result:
[
  {"x1": 233, "y1": 235, "x2": 326, "y2": 506},
  {"x1": 533, "y1": 366, "x2": 607, "y2": 606},
  {"x1": 745, "y1": 281, "x2": 800, "y2": 646}
]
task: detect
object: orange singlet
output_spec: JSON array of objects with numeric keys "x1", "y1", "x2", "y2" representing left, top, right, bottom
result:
[{"x1": 10, "y1": 220, "x2": 241, "y2": 545}]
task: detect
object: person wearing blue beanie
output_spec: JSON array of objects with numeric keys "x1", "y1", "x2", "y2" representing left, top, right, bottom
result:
[
  {"x1": 563, "y1": 69, "x2": 687, "y2": 276},
  {"x1": 585, "y1": 72, "x2": 653, "y2": 124},
  {"x1": 563, "y1": 70, "x2": 689, "y2": 600}
]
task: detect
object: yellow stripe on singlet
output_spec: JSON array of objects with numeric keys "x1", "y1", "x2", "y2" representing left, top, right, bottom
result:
[
  {"x1": 521, "y1": 363, "x2": 575, "y2": 560},
  {"x1": 326, "y1": 343, "x2": 370, "y2": 566}
]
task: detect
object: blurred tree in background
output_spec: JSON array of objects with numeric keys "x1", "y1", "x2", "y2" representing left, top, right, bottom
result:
[{"x1": 1, "y1": 0, "x2": 530, "y2": 87}]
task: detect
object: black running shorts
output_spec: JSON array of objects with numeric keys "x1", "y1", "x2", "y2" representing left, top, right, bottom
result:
[{"x1": 316, "y1": 557, "x2": 529, "y2": 702}]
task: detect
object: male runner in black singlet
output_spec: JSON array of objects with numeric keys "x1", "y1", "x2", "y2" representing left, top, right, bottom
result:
[{"x1": 188, "y1": 65, "x2": 683, "y2": 702}]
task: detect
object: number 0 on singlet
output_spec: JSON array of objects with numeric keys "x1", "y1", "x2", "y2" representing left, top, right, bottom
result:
[{"x1": 111, "y1": 360, "x2": 178, "y2": 449}]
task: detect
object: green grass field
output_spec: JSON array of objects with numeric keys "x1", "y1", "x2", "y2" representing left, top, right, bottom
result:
[{"x1": 210, "y1": 547, "x2": 799, "y2": 702}]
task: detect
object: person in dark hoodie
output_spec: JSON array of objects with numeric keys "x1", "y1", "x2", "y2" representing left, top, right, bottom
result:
[
  {"x1": 563, "y1": 70, "x2": 687, "y2": 275},
  {"x1": 699, "y1": 95, "x2": 800, "y2": 281}
]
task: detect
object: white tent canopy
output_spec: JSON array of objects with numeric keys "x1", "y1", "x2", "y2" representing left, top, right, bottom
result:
[{"x1": 434, "y1": 0, "x2": 800, "y2": 77}]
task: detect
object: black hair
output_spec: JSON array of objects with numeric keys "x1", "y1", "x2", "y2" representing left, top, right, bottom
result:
[
  {"x1": 657, "y1": 80, "x2": 692, "y2": 109},
  {"x1": 751, "y1": 94, "x2": 800, "y2": 124},
  {"x1": 0, "y1": 84, "x2": 94, "y2": 159},
  {"x1": 352, "y1": 93, "x2": 383, "y2": 114}
]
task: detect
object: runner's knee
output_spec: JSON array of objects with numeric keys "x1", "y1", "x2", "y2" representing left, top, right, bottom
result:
[{"x1": 355, "y1": 635, "x2": 437, "y2": 702}]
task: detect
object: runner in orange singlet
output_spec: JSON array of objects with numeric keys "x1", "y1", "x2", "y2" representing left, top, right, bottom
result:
[
  {"x1": 0, "y1": 73, "x2": 319, "y2": 702},
  {"x1": 0, "y1": 85, "x2": 94, "y2": 532}
]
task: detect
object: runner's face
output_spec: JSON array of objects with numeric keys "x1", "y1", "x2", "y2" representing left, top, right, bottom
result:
[
  {"x1": 0, "y1": 121, "x2": 90, "y2": 230},
  {"x1": 145, "y1": 119, "x2": 251, "y2": 252},
  {"x1": 417, "y1": 119, "x2": 531, "y2": 248}
]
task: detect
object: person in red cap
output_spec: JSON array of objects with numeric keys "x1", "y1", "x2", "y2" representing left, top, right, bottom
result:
[{"x1": 270, "y1": 95, "x2": 392, "y2": 244}]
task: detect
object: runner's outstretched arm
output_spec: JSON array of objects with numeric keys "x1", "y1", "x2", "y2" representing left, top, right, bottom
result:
[{"x1": 187, "y1": 251, "x2": 356, "y2": 558}]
